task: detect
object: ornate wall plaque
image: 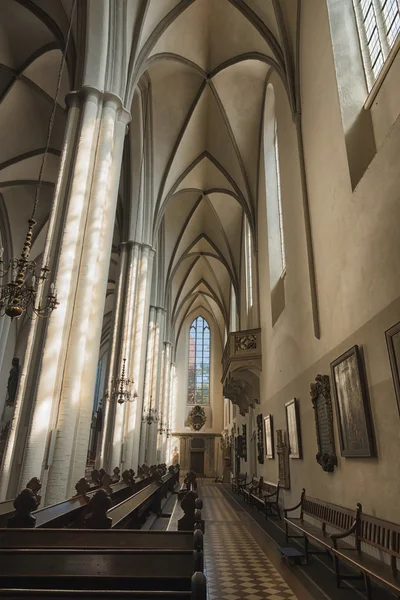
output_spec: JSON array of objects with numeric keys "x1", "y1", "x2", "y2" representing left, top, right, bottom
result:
[
  {"x1": 188, "y1": 405, "x2": 207, "y2": 431},
  {"x1": 242, "y1": 424, "x2": 247, "y2": 461},
  {"x1": 256, "y1": 414, "x2": 264, "y2": 464},
  {"x1": 276, "y1": 429, "x2": 290, "y2": 489},
  {"x1": 310, "y1": 374, "x2": 337, "y2": 472}
]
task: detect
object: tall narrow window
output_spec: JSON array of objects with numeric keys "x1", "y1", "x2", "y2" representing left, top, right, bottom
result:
[
  {"x1": 245, "y1": 220, "x2": 253, "y2": 310},
  {"x1": 353, "y1": 0, "x2": 400, "y2": 87},
  {"x1": 187, "y1": 316, "x2": 210, "y2": 405},
  {"x1": 274, "y1": 121, "x2": 286, "y2": 273}
]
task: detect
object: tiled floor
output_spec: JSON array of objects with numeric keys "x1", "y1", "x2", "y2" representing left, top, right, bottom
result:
[{"x1": 198, "y1": 480, "x2": 299, "y2": 600}]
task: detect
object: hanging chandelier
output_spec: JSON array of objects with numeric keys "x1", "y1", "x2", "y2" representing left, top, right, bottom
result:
[
  {"x1": 105, "y1": 358, "x2": 137, "y2": 405},
  {"x1": 0, "y1": 0, "x2": 77, "y2": 319},
  {"x1": 143, "y1": 395, "x2": 158, "y2": 425}
]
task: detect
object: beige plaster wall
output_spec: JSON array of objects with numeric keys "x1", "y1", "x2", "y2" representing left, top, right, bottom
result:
[{"x1": 252, "y1": 0, "x2": 400, "y2": 522}]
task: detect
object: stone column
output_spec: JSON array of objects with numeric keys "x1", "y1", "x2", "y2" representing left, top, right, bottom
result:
[
  {"x1": 111, "y1": 244, "x2": 154, "y2": 472},
  {"x1": 13, "y1": 88, "x2": 130, "y2": 505}
]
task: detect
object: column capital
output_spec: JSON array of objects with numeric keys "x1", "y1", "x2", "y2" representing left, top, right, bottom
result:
[{"x1": 65, "y1": 87, "x2": 131, "y2": 125}]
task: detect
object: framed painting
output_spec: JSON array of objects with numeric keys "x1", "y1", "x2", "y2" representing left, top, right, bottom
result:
[
  {"x1": 330, "y1": 345, "x2": 375, "y2": 457},
  {"x1": 385, "y1": 321, "x2": 400, "y2": 417},
  {"x1": 285, "y1": 399, "x2": 302, "y2": 459},
  {"x1": 264, "y1": 415, "x2": 274, "y2": 459}
]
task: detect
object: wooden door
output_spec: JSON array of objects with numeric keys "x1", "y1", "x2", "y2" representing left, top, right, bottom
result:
[{"x1": 190, "y1": 451, "x2": 204, "y2": 475}]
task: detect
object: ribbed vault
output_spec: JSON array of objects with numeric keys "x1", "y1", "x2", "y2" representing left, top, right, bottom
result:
[{"x1": 135, "y1": 0, "x2": 299, "y2": 346}]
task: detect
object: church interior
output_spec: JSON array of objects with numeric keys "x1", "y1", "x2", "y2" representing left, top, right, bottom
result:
[{"x1": 0, "y1": 0, "x2": 400, "y2": 598}]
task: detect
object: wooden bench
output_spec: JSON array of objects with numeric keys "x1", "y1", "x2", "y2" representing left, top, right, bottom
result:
[
  {"x1": 242, "y1": 475, "x2": 259, "y2": 504},
  {"x1": 250, "y1": 480, "x2": 281, "y2": 519},
  {"x1": 0, "y1": 499, "x2": 15, "y2": 527},
  {"x1": 331, "y1": 508, "x2": 400, "y2": 599},
  {"x1": 33, "y1": 476, "x2": 151, "y2": 528},
  {"x1": 231, "y1": 473, "x2": 247, "y2": 495},
  {"x1": 0, "y1": 548, "x2": 205, "y2": 595},
  {"x1": 284, "y1": 489, "x2": 358, "y2": 560},
  {"x1": 0, "y1": 528, "x2": 202, "y2": 551},
  {"x1": 109, "y1": 473, "x2": 175, "y2": 529}
]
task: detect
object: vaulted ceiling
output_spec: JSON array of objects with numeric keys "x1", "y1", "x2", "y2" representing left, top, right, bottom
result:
[
  {"x1": 136, "y1": 0, "x2": 299, "y2": 346},
  {"x1": 0, "y1": 0, "x2": 78, "y2": 258}
]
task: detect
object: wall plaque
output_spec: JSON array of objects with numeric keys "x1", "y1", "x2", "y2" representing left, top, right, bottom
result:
[
  {"x1": 310, "y1": 374, "x2": 337, "y2": 472},
  {"x1": 276, "y1": 429, "x2": 290, "y2": 489},
  {"x1": 256, "y1": 413, "x2": 264, "y2": 464}
]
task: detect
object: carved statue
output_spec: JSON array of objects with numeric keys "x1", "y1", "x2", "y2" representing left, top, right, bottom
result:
[
  {"x1": 112, "y1": 467, "x2": 120, "y2": 482},
  {"x1": 91, "y1": 469, "x2": 101, "y2": 485},
  {"x1": 6, "y1": 358, "x2": 19, "y2": 406},
  {"x1": 84, "y1": 489, "x2": 112, "y2": 529},
  {"x1": 7, "y1": 488, "x2": 37, "y2": 528},
  {"x1": 75, "y1": 477, "x2": 91, "y2": 499},
  {"x1": 172, "y1": 446, "x2": 180, "y2": 465},
  {"x1": 26, "y1": 477, "x2": 41, "y2": 508},
  {"x1": 101, "y1": 473, "x2": 113, "y2": 494}
]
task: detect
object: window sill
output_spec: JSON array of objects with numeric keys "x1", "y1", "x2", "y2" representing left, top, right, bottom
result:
[{"x1": 364, "y1": 35, "x2": 400, "y2": 110}]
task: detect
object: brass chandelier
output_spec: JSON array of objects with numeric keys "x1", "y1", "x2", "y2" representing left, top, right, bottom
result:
[
  {"x1": 0, "y1": 0, "x2": 76, "y2": 319},
  {"x1": 105, "y1": 358, "x2": 137, "y2": 405}
]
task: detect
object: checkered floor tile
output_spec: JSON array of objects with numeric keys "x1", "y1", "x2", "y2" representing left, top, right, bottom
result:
[{"x1": 198, "y1": 481, "x2": 298, "y2": 600}]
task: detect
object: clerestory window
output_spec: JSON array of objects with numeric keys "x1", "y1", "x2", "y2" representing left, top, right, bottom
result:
[
  {"x1": 187, "y1": 316, "x2": 210, "y2": 405},
  {"x1": 353, "y1": 0, "x2": 400, "y2": 87},
  {"x1": 245, "y1": 219, "x2": 253, "y2": 311}
]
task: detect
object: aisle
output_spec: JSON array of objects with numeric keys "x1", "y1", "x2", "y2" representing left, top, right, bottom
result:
[{"x1": 198, "y1": 480, "x2": 299, "y2": 600}]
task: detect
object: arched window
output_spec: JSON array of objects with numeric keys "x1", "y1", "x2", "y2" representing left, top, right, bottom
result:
[
  {"x1": 245, "y1": 219, "x2": 253, "y2": 310},
  {"x1": 187, "y1": 316, "x2": 210, "y2": 405},
  {"x1": 274, "y1": 121, "x2": 286, "y2": 273},
  {"x1": 263, "y1": 84, "x2": 286, "y2": 323},
  {"x1": 353, "y1": 0, "x2": 400, "y2": 87}
]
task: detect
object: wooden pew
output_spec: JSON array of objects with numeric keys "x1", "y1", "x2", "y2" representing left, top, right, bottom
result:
[
  {"x1": 109, "y1": 471, "x2": 176, "y2": 529},
  {"x1": 0, "y1": 548, "x2": 204, "y2": 592},
  {"x1": 284, "y1": 489, "x2": 357, "y2": 561},
  {"x1": 0, "y1": 499, "x2": 15, "y2": 527},
  {"x1": 250, "y1": 480, "x2": 281, "y2": 519},
  {"x1": 331, "y1": 508, "x2": 400, "y2": 599},
  {"x1": 33, "y1": 477, "x2": 149, "y2": 528},
  {"x1": 0, "y1": 528, "x2": 200, "y2": 551}
]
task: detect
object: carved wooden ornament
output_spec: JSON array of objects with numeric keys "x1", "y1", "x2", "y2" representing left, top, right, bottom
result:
[{"x1": 310, "y1": 374, "x2": 338, "y2": 472}]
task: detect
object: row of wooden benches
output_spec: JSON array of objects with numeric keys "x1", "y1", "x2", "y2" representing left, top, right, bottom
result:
[
  {"x1": 0, "y1": 469, "x2": 206, "y2": 599},
  {"x1": 284, "y1": 489, "x2": 400, "y2": 600},
  {"x1": 231, "y1": 474, "x2": 281, "y2": 519},
  {"x1": 0, "y1": 468, "x2": 179, "y2": 529},
  {"x1": 0, "y1": 525, "x2": 206, "y2": 599},
  {"x1": 233, "y1": 473, "x2": 400, "y2": 600}
]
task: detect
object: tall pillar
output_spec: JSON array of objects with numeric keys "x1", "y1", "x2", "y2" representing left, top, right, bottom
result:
[
  {"x1": 107, "y1": 244, "x2": 154, "y2": 472},
  {"x1": 6, "y1": 88, "x2": 130, "y2": 505},
  {"x1": 139, "y1": 306, "x2": 165, "y2": 466}
]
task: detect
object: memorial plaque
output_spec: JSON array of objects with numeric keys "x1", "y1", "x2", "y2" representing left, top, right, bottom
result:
[{"x1": 310, "y1": 375, "x2": 337, "y2": 472}]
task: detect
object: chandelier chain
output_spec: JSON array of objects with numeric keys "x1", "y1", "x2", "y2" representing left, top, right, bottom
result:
[{"x1": 32, "y1": 0, "x2": 77, "y2": 221}]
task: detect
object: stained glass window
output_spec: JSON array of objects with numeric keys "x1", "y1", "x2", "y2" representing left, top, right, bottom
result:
[
  {"x1": 353, "y1": 0, "x2": 400, "y2": 88},
  {"x1": 188, "y1": 316, "x2": 210, "y2": 405}
]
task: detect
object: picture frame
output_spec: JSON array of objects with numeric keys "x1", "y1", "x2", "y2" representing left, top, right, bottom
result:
[
  {"x1": 385, "y1": 321, "x2": 400, "y2": 417},
  {"x1": 330, "y1": 345, "x2": 375, "y2": 458},
  {"x1": 264, "y1": 415, "x2": 274, "y2": 459},
  {"x1": 285, "y1": 399, "x2": 302, "y2": 459}
]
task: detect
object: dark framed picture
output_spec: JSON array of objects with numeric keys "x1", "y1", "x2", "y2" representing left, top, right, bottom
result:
[
  {"x1": 385, "y1": 321, "x2": 400, "y2": 417},
  {"x1": 330, "y1": 345, "x2": 375, "y2": 458},
  {"x1": 285, "y1": 399, "x2": 302, "y2": 459},
  {"x1": 264, "y1": 415, "x2": 274, "y2": 459}
]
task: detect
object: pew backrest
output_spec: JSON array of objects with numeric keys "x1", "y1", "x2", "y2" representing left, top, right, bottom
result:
[
  {"x1": 301, "y1": 493, "x2": 356, "y2": 534},
  {"x1": 0, "y1": 528, "x2": 195, "y2": 550},
  {"x1": 359, "y1": 512, "x2": 400, "y2": 565}
]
